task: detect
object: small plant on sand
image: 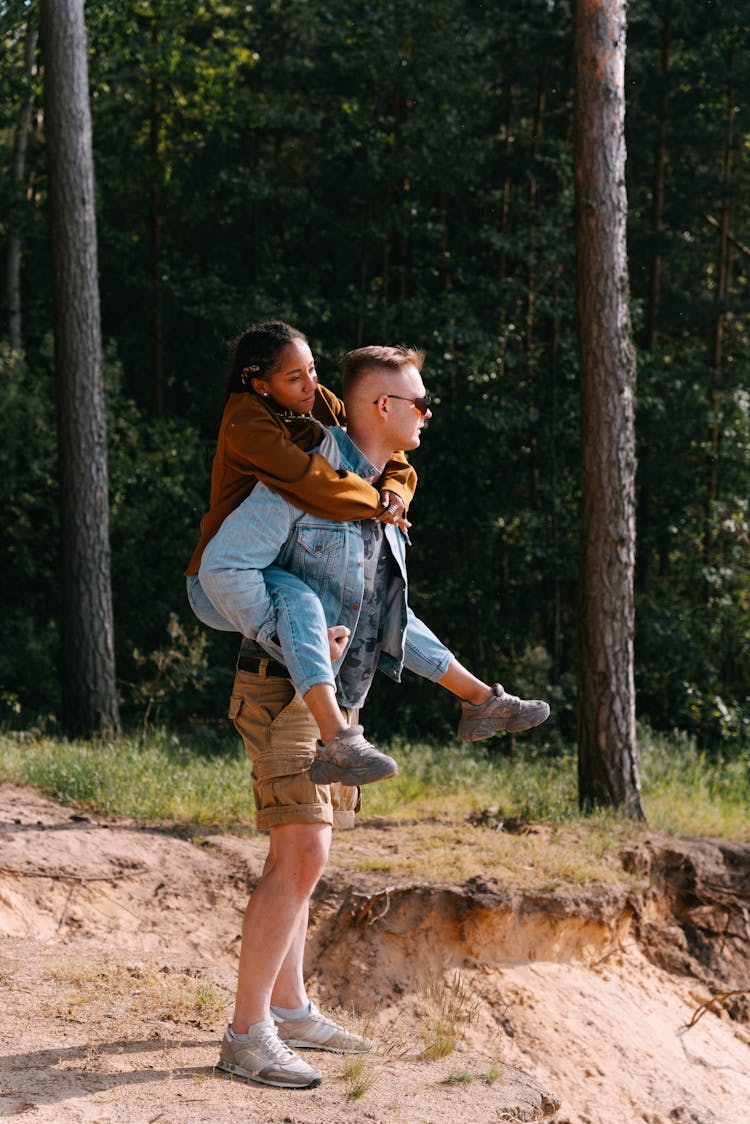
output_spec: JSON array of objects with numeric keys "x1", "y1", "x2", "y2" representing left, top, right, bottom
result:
[
  {"x1": 486, "y1": 1062, "x2": 502, "y2": 1084},
  {"x1": 194, "y1": 979, "x2": 225, "y2": 1021},
  {"x1": 343, "y1": 1052, "x2": 379, "y2": 1099},
  {"x1": 417, "y1": 970, "x2": 481, "y2": 1060},
  {"x1": 443, "y1": 1071, "x2": 474, "y2": 1084}
]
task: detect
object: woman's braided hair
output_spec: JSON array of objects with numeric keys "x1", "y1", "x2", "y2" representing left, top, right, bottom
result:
[{"x1": 225, "y1": 321, "x2": 307, "y2": 399}]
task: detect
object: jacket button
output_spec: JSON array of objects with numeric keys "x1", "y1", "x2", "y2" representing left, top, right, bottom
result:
[
  {"x1": 314, "y1": 545, "x2": 323, "y2": 553},
  {"x1": 351, "y1": 603, "x2": 359, "y2": 610}
]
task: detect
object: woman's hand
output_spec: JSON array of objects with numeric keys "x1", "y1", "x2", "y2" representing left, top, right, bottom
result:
[
  {"x1": 376, "y1": 490, "x2": 411, "y2": 533},
  {"x1": 327, "y1": 625, "x2": 351, "y2": 662}
]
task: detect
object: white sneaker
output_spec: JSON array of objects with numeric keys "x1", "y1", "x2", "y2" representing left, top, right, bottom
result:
[
  {"x1": 274, "y1": 1003, "x2": 372, "y2": 1053},
  {"x1": 216, "y1": 1021, "x2": 323, "y2": 1088}
]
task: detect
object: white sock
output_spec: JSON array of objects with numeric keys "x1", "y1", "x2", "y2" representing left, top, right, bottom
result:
[
  {"x1": 229, "y1": 1019, "x2": 271, "y2": 1042},
  {"x1": 271, "y1": 1000, "x2": 311, "y2": 1021}
]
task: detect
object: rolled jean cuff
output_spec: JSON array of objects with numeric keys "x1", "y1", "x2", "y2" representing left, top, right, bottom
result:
[
  {"x1": 403, "y1": 640, "x2": 453, "y2": 683},
  {"x1": 291, "y1": 670, "x2": 338, "y2": 697}
]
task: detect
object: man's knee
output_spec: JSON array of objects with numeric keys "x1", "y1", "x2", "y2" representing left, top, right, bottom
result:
[{"x1": 271, "y1": 822, "x2": 331, "y2": 891}]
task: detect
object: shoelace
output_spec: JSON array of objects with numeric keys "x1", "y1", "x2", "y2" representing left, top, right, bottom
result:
[{"x1": 253, "y1": 1025, "x2": 298, "y2": 1062}]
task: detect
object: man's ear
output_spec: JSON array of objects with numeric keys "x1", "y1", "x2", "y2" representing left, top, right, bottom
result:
[{"x1": 373, "y1": 394, "x2": 389, "y2": 419}]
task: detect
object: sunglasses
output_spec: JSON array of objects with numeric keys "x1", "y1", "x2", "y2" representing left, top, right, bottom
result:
[{"x1": 374, "y1": 394, "x2": 432, "y2": 417}]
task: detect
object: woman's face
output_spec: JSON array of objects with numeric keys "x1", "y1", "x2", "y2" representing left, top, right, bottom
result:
[{"x1": 254, "y1": 338, "x2": 318, "y2": 414}]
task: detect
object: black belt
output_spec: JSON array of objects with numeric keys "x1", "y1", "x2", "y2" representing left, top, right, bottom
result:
[{"x1": 237, "y1": 654, "x2": 290, "y2": 679}]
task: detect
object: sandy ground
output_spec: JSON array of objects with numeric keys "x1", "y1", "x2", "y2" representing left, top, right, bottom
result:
[{"x1": 1, "y1": 781, "x2": 748, "y2": 1123}]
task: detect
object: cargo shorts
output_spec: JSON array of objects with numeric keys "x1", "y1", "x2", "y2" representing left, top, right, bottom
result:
[{"x1": 228, "y1": 665, "x2": 361, "y2": 831}]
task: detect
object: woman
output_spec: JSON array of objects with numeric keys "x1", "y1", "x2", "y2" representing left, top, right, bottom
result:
[{"x1": 186, "y1": 321, "x2": 415, "y2": 778}]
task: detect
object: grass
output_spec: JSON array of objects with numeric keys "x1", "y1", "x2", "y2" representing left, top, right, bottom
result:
[
  {"x1": 0, "y1": 722, "x2": 747, "y2": 849},
  {"x1": 417, "y1": 971, "x2": 481, "y2": 1060},
  {"x1": 0, "y1": 726, "x2": 255, "y2": 830},
  {"x1": 48, "y1": 961, "x2": 229, "y2": 1028},
  {"x1": 342, "y1": 1051, "x2": 380, "y2": 1099}
]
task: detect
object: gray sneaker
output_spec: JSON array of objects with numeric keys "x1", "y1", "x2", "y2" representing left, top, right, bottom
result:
[
  {"x1": 275, "y1": 1003, "x2": 372, "y2": 1054},
  {"x1": 216, "y1": 1021, "x2": 323, "y2": 1089},
  {"x1": 458, "y1": 683, "x2": 550, "y2": 740},
  {"x1": 309, "y1": 725, "x2": 398, "y2": 786}
]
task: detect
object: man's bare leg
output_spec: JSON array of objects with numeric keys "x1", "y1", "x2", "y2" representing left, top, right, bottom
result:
[
  {"x1": 270, "y1": 902, "x2": 309, "y2": 1010},
  {"x1": 231, "y1": 822, "x2": 331, "y2": 1033}
]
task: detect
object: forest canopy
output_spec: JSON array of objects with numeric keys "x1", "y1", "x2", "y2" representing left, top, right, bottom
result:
[{"x1": 1, "y1": 0, "x2": 748, "y2": 753}]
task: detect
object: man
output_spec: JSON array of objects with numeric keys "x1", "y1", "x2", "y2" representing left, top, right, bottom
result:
[{"x1": 200, "y1": 346, "x2": 549, "y2": 1089}]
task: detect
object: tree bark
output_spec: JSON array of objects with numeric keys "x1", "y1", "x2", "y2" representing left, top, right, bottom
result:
[
  {"x1": 574, "y1": 0, "x2": 644, "y2": 819},
  {"x1": 5, "y1": 22, "x2": 36, "y2": 352},
  {"x1": 40, "y1": 0, "x2": 121, "y2": 737}
]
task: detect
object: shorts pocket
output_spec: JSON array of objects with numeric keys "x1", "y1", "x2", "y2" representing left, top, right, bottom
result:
[{"x1": 253, "y1": 748, "x2": 314, "y2": 783}]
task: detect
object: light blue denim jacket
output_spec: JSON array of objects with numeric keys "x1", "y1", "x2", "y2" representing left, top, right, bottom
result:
[{"x1": 197, "y1": 428, "x2": 453, "y2": 703}]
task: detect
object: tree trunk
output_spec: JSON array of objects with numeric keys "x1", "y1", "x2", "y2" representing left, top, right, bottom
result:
[
  {"x1": 574, "y1": 0, "x2": 643, "y2": 819},
  {"x1": 40, "y1": 0, "x2": 121, "y2": 737},
  {"x1": 5, "y1": 22, "x2": 36, "y2": 352}
]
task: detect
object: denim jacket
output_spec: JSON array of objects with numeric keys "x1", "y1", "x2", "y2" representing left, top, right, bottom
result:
[{"x1": 199, "y1": 428, "x2": 452, "y2": 701}]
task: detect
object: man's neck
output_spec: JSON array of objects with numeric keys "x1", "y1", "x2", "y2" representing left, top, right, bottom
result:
[{"x1": 343, "y1": 423, "x2": 392, "y2": 474}]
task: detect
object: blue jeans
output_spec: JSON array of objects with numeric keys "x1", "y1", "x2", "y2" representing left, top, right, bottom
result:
[
  {"x1": 187, "y1": 569, "x2": 452, "y2": 700},
  {"x1": 187, "y1": 569, "x2": 336, "y2": 693},
  {"x1": 194, "y1": 438, "x2": 454, "y2": 703}
]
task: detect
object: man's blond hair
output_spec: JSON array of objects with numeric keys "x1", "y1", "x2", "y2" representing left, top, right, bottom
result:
[{"x1": 341, "y1": 345, "x2": 425, "y2": 396}]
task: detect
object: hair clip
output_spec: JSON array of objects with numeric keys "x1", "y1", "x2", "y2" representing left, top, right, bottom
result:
[{"x1": 240, "y1": 363, "x2": 260, "y2": 386}]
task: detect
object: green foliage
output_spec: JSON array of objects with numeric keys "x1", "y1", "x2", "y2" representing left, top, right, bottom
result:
[
  {"x1": 127, "y1": 613, "x2": 209, "y2": 744},
  {"x1": 0, "y1": 0, "x2": 748, "y2": 752},
  {"x1": 0, "y1": 343, "x2": 61, "y2": 716}
]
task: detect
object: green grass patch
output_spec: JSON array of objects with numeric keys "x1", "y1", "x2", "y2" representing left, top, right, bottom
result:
[
  {"x1": 638, "y1": 725, "x2": 750, "y2": 839},
  {"x1": 0, "y1": 722, "x2": 747, "y2": 842},
  {"x1": 0, "y1": 727, "x2": 254, "y2": 830}
]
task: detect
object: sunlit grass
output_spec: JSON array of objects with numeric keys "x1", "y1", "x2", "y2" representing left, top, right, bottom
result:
[
  {"x1": 0, "y1": 721, "x2": 747, "y2": 851},
  {"x1": 417, "y1": 971, "x2": 481, "y2": 1060},
  {"x1": 47, "y1": 961, "x2": 228, "y2": 1028},
  {"x1": 638, "y1": 725, "x2": 750, "y2": 839},
  {"x1": 0, "y1": 727, "x2": 254, "y2": 830}
]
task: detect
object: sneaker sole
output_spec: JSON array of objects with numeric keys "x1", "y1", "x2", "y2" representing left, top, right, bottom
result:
[
  {"x1": 215, "y1": 1059, "x2": 322, "y2": 1089},
  {"x1": 309, "y1": 760, "x2": 398, "y2": 785},
  {"x1": 458, "y1": 703, "x2": 550, "y2": 741},
  {"x1": 278, "y1": 1036, "x2": 372, "y2": 1054}
]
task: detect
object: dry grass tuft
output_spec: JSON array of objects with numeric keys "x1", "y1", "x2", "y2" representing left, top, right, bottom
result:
[
  {"x1": 47, "y1": 961, "x2": 228, "y2": 1029},
  {"x1": 416, "y1": 970, "x2": 482, "y2": 1060}
]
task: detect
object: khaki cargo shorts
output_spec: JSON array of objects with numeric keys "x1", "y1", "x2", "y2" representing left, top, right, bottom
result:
[{"x1": 228, "y1": 666, "x2": 360, "y2": 831}]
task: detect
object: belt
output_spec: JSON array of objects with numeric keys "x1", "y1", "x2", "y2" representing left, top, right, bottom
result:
[{"x1": 237, "y1": 654, "x2": 290, "y2": 679}]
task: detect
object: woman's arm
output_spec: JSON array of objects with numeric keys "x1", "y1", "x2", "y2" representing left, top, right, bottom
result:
[
  {"x1": 314, "y1": 384, "x2": 418, "y2": 514},
  {"x1": 224, "y1": 391, "x2": 382, "y2": 520}
]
